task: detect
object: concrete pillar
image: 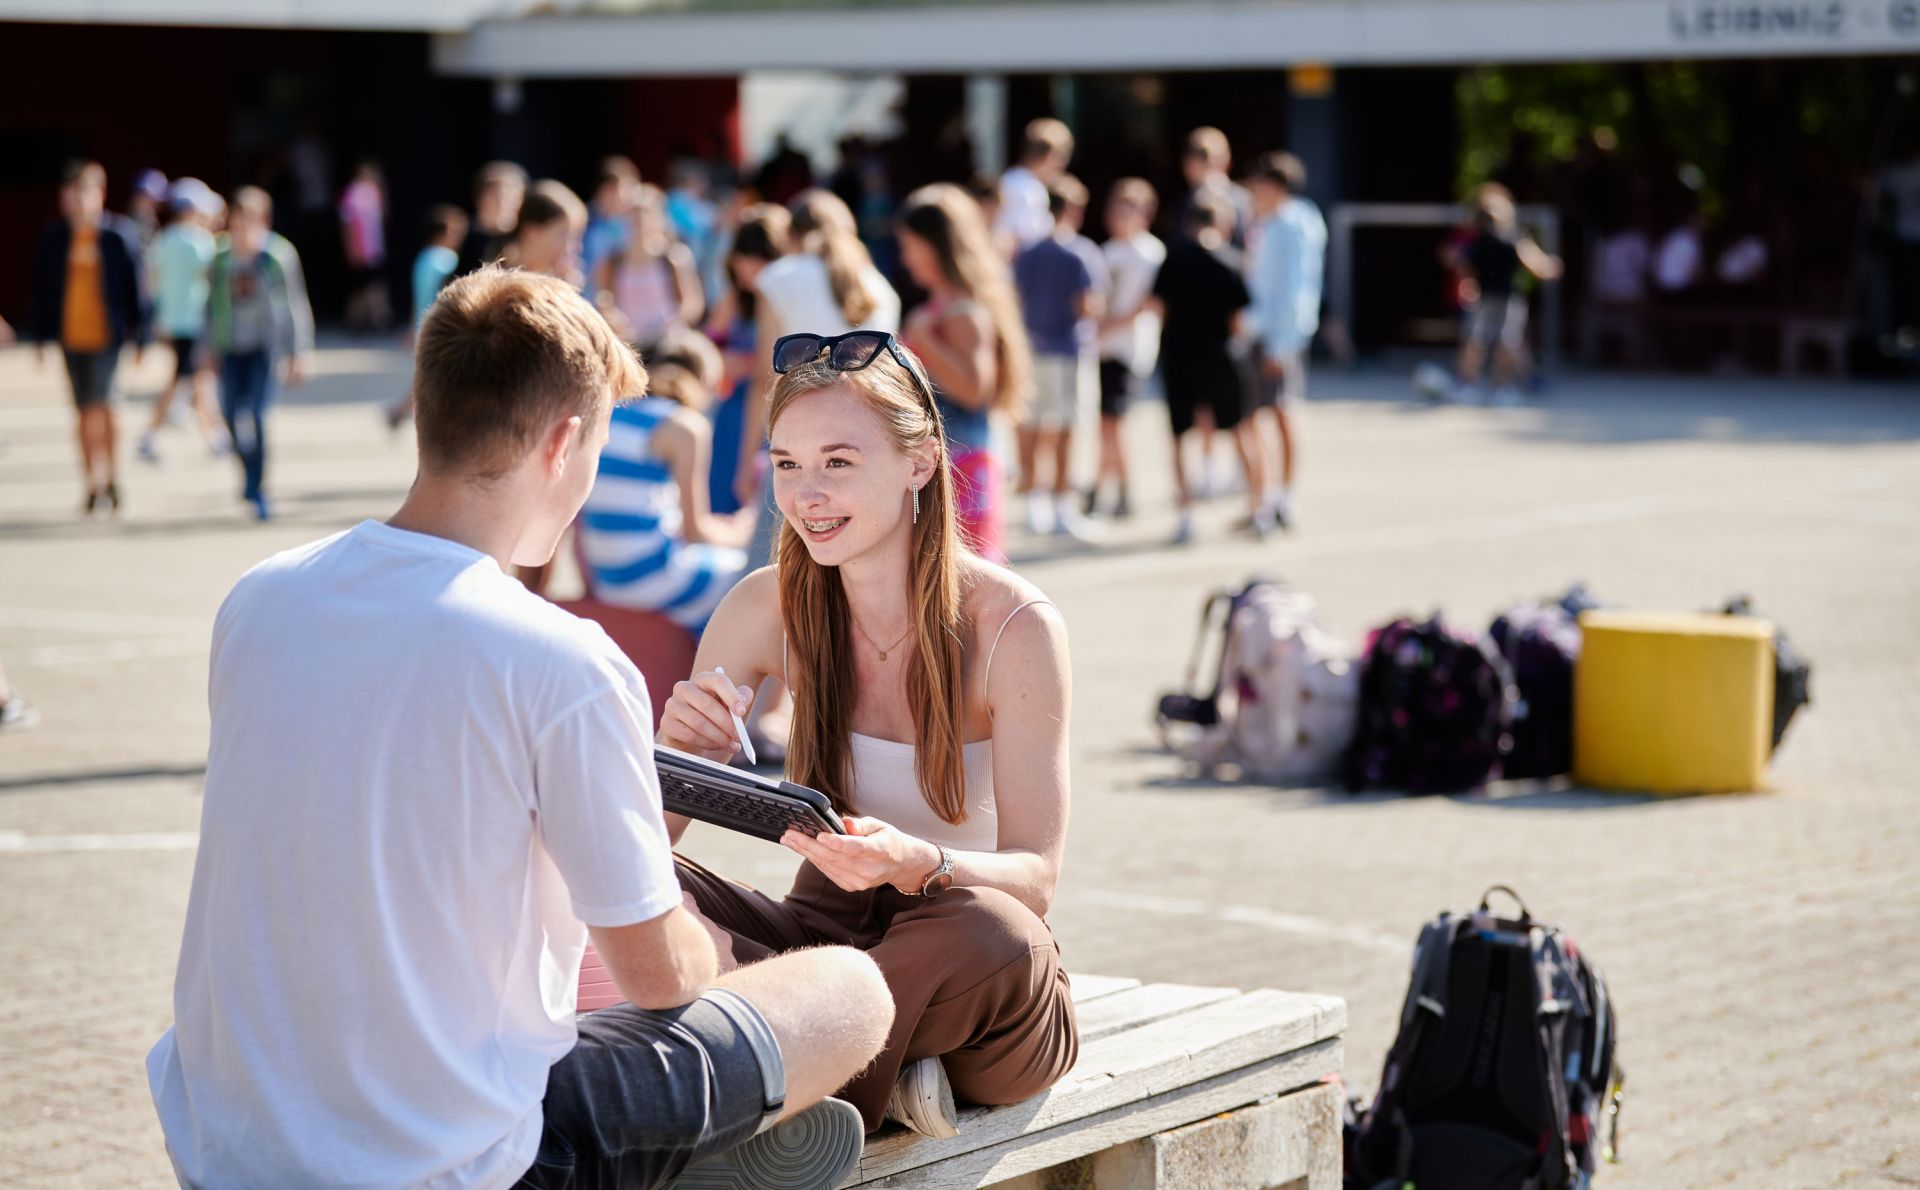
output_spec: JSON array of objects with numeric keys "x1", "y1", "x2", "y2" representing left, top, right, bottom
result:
[{"x1": 966, "y1": 74, "x2": 1008, "y2": 174}]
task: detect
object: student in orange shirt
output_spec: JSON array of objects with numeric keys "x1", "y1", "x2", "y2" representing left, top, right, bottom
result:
[{"x1": 29, "y1": 160, "x2": 150, "y2": 514}]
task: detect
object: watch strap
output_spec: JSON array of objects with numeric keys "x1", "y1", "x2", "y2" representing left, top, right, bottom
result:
[{"x1": 918, "y1": 845, "x2": 954, "y2": 897}]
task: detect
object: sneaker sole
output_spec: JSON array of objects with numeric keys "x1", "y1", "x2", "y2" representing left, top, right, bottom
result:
[{"x1": 668, "y1": 1097, "x2": 864, "y2": 1190}]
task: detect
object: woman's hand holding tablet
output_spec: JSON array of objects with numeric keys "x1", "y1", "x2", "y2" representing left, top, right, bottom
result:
[{"x1": 781, "y1": 816, "x2": 941, "y2": 895}]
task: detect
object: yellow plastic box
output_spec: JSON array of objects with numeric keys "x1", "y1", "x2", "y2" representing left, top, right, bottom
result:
[{"x1": 1573, "y1": 611, "x2": 1775, "y2": 794}]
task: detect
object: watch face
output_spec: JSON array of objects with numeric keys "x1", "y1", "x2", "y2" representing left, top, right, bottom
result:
[{"x1": 925, "y1": 871, "x2": 955, "y2": 896}]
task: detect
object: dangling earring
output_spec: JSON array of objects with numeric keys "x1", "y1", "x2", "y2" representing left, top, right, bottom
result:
[{"x1": 912, "y1": 486, "x2": 920, "y2": 525}]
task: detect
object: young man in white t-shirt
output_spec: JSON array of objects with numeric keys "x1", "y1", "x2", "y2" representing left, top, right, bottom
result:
[
  {"x1": 146, "y1": 265, "x2": 893, "y2": 1190},
  {"x1": 1090, "y1": 178, "x2": 1165, "y2": 521},
  {"x1": 997, "y1": 117, "x2": 1074, "y2": 252}
]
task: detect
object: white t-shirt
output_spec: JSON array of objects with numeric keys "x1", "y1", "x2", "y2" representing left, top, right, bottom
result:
[
  {"x1": 1098, "y1": 231, "x2": 1166, "y2": 371},
  {"x1": 1591, "y1": 230, "x2": 1651, "y2": 304},
  {"x1": 997, "y1": 165, "x2": 1054, "y2": 250},
  {"x1": 755, "y1": 254, "x2": 900, "y2": 339},
  {"x1": 1654, "y1": 227, "x2": 1702, "y2": 292},
  {"x1": 1716, "y1": 235, "x2": 1769, "y2": 286},
  {"x1": 147, "y1": 520, "x2": 682, "y2": 1190}
]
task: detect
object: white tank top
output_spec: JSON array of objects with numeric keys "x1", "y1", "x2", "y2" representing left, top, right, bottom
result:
[
  {"x1": 849, "y1": 732, "x2": 998, "y2": 851},
  {"x1": 787, "y1": 599, "x2": 1049, "y2": 852}
]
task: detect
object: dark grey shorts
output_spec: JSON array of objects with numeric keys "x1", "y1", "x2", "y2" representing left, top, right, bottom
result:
[
  {"x1": 1249, "y1": 348, "x2": 1306, "y2": 410},
  {"x1": 1466, "y1": 294, "x2": 1529, "y2": 349},
  {"x1": 63, "y1": 349, "x2": 119, "y2": 409},
  {"x1": 514, "y1": 987, "x2": 785, "y2": 1190}
]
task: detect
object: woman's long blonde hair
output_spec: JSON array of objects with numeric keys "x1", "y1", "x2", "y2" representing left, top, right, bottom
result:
[
  {"x1": 791, "y1": 189, "x2": 882, "y2": 328},
  {"x1": 899, "y1": 183, "x2": 1032, "y2": 415},
  {"x1": 770, "y1": 348, "x2": 971, "y2": 824}
]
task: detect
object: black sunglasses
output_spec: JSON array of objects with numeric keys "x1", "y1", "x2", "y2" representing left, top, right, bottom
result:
[{"x1": 771, "y1": 331, "x2": 938, "y2": 409}]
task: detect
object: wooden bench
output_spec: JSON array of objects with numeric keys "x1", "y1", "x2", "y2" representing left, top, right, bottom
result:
[{"x1": 845, "y1": 975, "x2": 1347, "y2": 1189}]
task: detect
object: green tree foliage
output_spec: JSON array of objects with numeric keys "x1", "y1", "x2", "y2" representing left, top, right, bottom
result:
[{"x1": 1456, "y1": 60, "x2": 1892, "y2": 218}]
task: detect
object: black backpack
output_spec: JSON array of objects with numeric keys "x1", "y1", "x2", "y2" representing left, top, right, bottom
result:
[
  {"x1": 1721, "y1": 595, "x2": 1812, "y2": 752},
  {"x1": 1346, "y1": 886, "x2": 1623, "y2": 1190},
  {"x1": 1342, "y1": 615, "x2": 1517, "y2": 794}
]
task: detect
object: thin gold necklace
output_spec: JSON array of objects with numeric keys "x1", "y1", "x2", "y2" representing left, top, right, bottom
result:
[{"x1": 851, "y1": 617, "x2": 914, "y2": 662}]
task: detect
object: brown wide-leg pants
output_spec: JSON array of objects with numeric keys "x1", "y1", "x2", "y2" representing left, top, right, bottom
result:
[{"x1": 672, "y1": 854, "x2": 1079, "y2": 1131}]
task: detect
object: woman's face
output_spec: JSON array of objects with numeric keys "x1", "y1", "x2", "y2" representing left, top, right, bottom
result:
[
  {"x1": 896, "y1": 228, "x2": 942, "y2": 291},
  {"x1": 633, "y1": 205, "x2": 670, "y2": 254},
  {"x1": 228, "y1": 211, "x2": 268, "y2": 256},
  {"x1": 770, "y1": 382, "x2": 926, "y2": 569},
  {"x1": 732, "y1": 255, "x2": 767, "y2": 293}
]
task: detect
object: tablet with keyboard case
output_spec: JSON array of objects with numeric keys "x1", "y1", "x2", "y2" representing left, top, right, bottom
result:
[{"x1": 655, "y1": 746, "x2": 845, "y2": 841}]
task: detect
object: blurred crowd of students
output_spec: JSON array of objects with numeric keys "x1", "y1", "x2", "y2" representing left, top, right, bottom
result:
[{"x1": 19, "y1": 119, "x2": 1332, "y2": 615}]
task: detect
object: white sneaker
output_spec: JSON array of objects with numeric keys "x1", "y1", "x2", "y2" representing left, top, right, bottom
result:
[
  {"x1": 885, "y1": 1057, "x2": 960, "y2": 1140},
  {"x1": 1023, "y1": 492, "x2": 1055, "y2": 536},
  {"x1": 1210, "y1": 456, "x2": 1243, "y2": 497},
  {"x1": 1053, "y1": 496, "x2": 1102, "y2": 543},
  {"x1": 0, "y1": 696, "x2": 40, "y2": 731},
  {"x1": 137, "y1": 431, "x2": 161, "y2": 463},
  {"x1": 1172, "y1": 512, "x2": 1196, "y2": 545},
  {"x1": 1492, "y1": 387, "x2": 1524, "y2": 407},
  {"x1": 1272, "y1": 488, "x2": 1294, "y2": 531},
  {"x1": 207, "y1": 429, "x2": 232, "y2": 458}
]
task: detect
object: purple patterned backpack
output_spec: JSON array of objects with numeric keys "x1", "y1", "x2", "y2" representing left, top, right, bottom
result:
[{"x1": 1487, "y1": 600, "x2": 1582, "y2": 780}]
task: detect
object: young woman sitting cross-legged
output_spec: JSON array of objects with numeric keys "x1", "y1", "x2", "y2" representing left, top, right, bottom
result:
[{"x1": 658, "y1": 329, "x2": 1079, "y2": 1137}]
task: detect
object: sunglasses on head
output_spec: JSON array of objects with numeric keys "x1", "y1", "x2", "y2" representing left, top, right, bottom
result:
[{"x1": 771, "y1": 331, "x2": 937, "y2": 408}]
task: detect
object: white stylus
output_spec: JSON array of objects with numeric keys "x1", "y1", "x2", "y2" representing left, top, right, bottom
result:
[{"x1": 713, "y1": 666, "x2": 757, "y2": 766}]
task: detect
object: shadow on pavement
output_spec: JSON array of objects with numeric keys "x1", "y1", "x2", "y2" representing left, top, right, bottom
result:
[
  {"x1": 1313, "y1": 368, "x2": 1920, "y2": 446},
  {"x1": 0, "y1": 764, "x2": 207, "y2": 795},
  {"x1": 0, "y1": 507, "x2": 380, "y2": 540},
  {"x1": 1007, "y1": 535, "x2": 1176, "y2": 568},
  {"x1": 1127, "y1": 755, "x2": 1702, "y2": 809},
  {"x1": 1453, "y1": 782, "x2": 1707, "y2": 808}
]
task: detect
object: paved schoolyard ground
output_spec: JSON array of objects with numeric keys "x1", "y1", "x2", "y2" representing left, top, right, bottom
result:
[{"x1": 1, "y1": 340, "x2": 1916, "y2": 1187}]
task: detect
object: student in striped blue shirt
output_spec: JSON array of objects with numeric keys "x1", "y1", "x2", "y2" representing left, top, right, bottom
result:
[{"x1": 579, "y1": 330, "x2": 755, "y2": 632}]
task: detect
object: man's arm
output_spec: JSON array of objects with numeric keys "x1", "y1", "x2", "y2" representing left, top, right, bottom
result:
[
  {"x1": 1261, "y1": 226, "x2": 1304, "y2": 358},
  {"x1": 588, "y1": 905, "x2": 719, "y2": 1010},
  {"x1": 1519, "y1": 237, "x2": 1564, "y2": 282},
  {"x1": 537, "y1": 682, "x2": 705, "y2": 1001},
  {"x1": 280, "y1": 242, "x2": 317, "y2": 358},
  {"x1": 116, "y1": 223, "x2": 153, "y2": 348}
]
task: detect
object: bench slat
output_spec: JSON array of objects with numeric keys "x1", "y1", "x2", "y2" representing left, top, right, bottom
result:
[
  {"x1": 1073, "y1": 983, "x2": 1241, "y2": 1044},
  {"x1": 855, "y1": 987, "x2": 1344, "y2": 1181},
  {"x1": 1065, "y1": 973, "x2": 1139, "y2": 1004},
  {"x1": 847, "y1": 1038, "x2": 1342, "y2": 1188}
]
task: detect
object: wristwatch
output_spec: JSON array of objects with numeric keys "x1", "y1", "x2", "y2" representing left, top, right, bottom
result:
[{"x1": 917, "y1": 845, "x2": 955, "y2": 898}]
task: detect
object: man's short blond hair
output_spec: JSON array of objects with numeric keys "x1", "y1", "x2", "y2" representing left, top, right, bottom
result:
[
  {"x1": 1021, "y1": 118, "x2": 1075, "y2": 164},
  {"x1": 232, "y1": 186, "x2": 273, "y2": 223},
  {"x1": 1184, "y1": 126, "x2": 1232, "y2": 169},
  {"x1": 413, "y1": 265, "x2": 646, "y2": 479}
]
